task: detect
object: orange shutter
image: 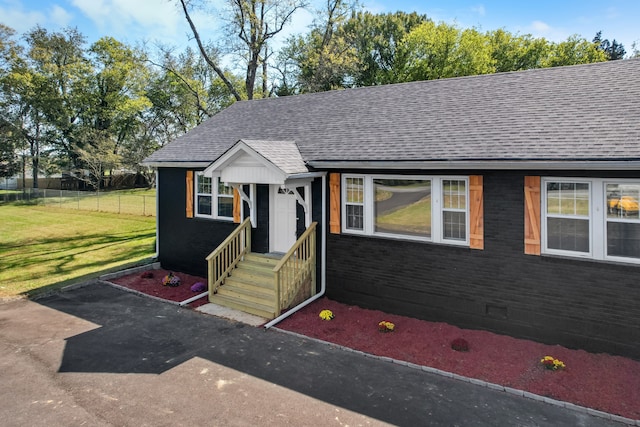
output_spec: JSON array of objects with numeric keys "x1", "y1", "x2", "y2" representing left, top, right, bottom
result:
[
  {"x1": 186, "y1": 170, "x2": 194, "y2": 218},
  {"x1": 233, "y1": 188, "x2": 241, "y2": 223},
  {"x1": 524, "y1": 176, "x2": 541, "y2": 255},
  {"x1": 329, "y1": 173, "x2": 341, "y2": 234},
  {"x1": 469, "y1": 175, "x2": 484, "y2": 250}
]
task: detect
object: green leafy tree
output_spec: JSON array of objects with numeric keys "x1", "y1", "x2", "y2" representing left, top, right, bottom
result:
[
  {"x1": 399, "y1": 21, "x2": 494, "y2": 81},
  {"x1": 488, "y1": 29, "x2": 550, "y2": 72},
  {"x1": 343, "y1": 11, "x2": 429, "y2": 86},
  {"x1": 544, "y1": 35, "x2": 607, "y2": 67},
  {"x1": 275, "y1": 0, "x2": 360, "y2": 93}
]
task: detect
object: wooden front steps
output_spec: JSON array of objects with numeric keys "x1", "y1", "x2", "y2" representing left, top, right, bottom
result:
[{"x1": 209, "y1": 253, "x2": 281, "y2": 319}]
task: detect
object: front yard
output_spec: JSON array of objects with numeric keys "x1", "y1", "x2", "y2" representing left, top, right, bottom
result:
[{"x1": 0, "y1": 204, "x2": 156, "y2": 298}]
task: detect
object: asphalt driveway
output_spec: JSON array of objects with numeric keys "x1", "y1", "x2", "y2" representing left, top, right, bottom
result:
[{"x1": 0, "y1": 282, "x2": 627, "y2": 426}]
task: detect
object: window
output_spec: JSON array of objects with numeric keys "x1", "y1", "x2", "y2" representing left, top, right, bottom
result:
[
  {"x1": 606, "y1": 183, "x2": 640, "y2": 259},
  {"x1": 442, "y1": 179, "x2": 466, "y2": 241},
  {"x1": 345, "y1": 177, "x2": 364, "y2": 231},
  {"x1": 542, "y1": 178, "x2": 640, "y2": 263},
  {"x1": 342, "y1": 174, "x2": 469, "y2": 245},
  {"x1": 195, "y1": 172, "x2": 235, "y2": 220},
  {"x1": 545, "y1": 181, "x2": 590, "y2": 253},
  {"x1": 196, "y1": 173, "x2": 212, "y2": 216},
  {"x1": 374, "y1": 178, "x2": 431, "y2": 238},
  {"x1": 217, "y1": 179, "x2": 234, "y2": 218}
]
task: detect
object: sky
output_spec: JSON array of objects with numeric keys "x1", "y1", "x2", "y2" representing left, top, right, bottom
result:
[{"x1": 1, "y1": 0, "x2": 639, "y2": 56}]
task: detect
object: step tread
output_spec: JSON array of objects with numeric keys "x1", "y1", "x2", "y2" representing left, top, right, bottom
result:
[
  {"x1": 210, "y1": 293, "x2": 276, "y2": 318},
  {"x1": 218, "y1": 283, "x2": 274, "y2": 299},
  {"x1": 225, "y1": 275, "x2": 273, "y2": 290}
]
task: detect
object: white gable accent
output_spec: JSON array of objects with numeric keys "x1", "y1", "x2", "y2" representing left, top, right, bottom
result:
[{"x1": 204, "y1": 140, "x2": 308, "y2": 185}]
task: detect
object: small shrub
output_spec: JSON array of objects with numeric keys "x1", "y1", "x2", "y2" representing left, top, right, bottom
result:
[
  {"x1": 540, "y1": 356, "x2": 565, "y2": 370},
  {"x1": 378, "y1": 320, "x2": 395, "y2": 332},
  {"x1": 162, "y1": 272, "x2": 181, "y2": 287},
  {"x1": 319, "y1": 309, "x2": 334, "y2": 320},
  {"x1": 451, "y1": 338, "x2": 470, "y2": 352}
]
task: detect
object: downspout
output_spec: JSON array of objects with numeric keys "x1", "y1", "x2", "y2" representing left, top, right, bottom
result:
[
  {"x1": 264, "y1": 172, "x2": 327, "y2": 329},
  {"x1": 154, "y1": 169, "x2": 159, "y2": 259}
]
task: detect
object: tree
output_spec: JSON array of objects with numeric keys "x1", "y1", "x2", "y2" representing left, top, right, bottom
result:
[
  {"x1": 545, "y1": 35, "x2": 607, "y2": 67},
  {"x1": 275, "y1": 0, "x2": 360, "y2": 94},
  {"x1": 0, "y1": 25, "x2": 22, "y2": 178},
  {"x1": 399, "y1": 21, "x2": 494, "y2": 81},
  {"x1": 75, "y1": 131, "x2": 122, "y2": 190},
  {"x1": 342, "y1": 11, "x2": 428, "y2": 86},
  {"x1": 593, "y1": 31, "x2": 626, "y2": 60},
  {"x1": 179, "y1": 0, "x2": 306, "y2": 100},
  {"x1": 79, "y1": 37, "x2": 151, "y2": 182},
  {"x1": 21, "y1": 26, "x2": 92, "y2": 173},
  {"x1": 488, "y1": 29, "x2": 550, "y2": 72}
]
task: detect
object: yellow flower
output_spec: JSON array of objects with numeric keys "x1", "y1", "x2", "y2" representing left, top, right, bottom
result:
[
  {"x1": 319, "y1": 309, "x2": 334, "y2": 320},
  {"x1": 378, "y1": 321, "x2": 395, "y2": 332},
  {"x1": 540, "y1": 355, "x2": 565, "y2": 370}
]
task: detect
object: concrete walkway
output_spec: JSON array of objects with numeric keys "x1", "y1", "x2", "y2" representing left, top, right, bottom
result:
[{"x1": 0, "y1": 282, "x2": 628, "y2": 426}]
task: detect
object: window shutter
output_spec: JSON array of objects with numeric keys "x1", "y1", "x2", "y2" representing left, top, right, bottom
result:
[
  {"x1": 233, "y1": 188, "x2": 241, "y2": 223},
  {"x1": 329, "y1": 173, "x2": 341, "y2": 234},
  {"x1": 469, "y1": 175, "x2": 484, "y2": 250},
  {"x1": 186, "y1": 170, "x2": 194, "y2": 218},
  {"x1": 524, "y1": 176, "x2": 541, "y2": 255}
]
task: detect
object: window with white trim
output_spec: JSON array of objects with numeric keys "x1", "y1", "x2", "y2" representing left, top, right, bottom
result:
[
  {"x1": 196, "y1": 173, "x2": 212, "y2": 216},
  {"x1": 195, "y1": 172, "x2": 234, "y2": 220},
  {"x1": 345, "y1": 177, "x2": 364, "y2": 231},
  {"x1": 542, "y1": 178, "x2": 640, "y2": 263},
  {"x1": 606, "y1": 182, "x2": 640, "y2": 259},
  {"x1": 342, "y1": 174, "x2": 469, "y2": 245},
  {"x1": 217, "y1": 179, "x2": 234, "y2": 219}
]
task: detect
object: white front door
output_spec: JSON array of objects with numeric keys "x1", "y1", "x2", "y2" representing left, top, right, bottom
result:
[{"x1": 271, "y1": 187, "x2": 297, "y2": 253}]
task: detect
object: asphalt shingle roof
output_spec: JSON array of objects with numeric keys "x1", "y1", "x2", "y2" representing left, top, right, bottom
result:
[
  {"x1": 241, "y1": 140, "x2": 307, "y2": 174},
  {"x1": 144, "y1": 59, "x2": 640, "y2": 166}
]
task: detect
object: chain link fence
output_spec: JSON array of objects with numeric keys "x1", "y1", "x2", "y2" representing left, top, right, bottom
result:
[{"x1": 1, "y1": 189, "x2": 156, "y2": 216}]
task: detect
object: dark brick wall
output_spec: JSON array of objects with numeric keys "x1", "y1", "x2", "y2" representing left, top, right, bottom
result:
[
  {"x1": 158, "y1": 168, "x2": 234, "y2": 276},
  {"x1": 324, "y1": 169, "x2": 640, "y2": 359},
  {"x1": 158, "y1": 169, "x2": 323, "y2": 281}
]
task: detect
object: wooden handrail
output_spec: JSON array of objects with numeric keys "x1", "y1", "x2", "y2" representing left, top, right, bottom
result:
[
  {"x1": 273, "y1": 222, "x2": 317, "y2": 316},
  {"x1": 206, "y1": 217, "x2": 251, "y2": 297}
]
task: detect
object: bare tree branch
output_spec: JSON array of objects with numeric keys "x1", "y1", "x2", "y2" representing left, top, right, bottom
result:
[{"x1": 179, "y1": 0, "x2": 242, "y2": 101}]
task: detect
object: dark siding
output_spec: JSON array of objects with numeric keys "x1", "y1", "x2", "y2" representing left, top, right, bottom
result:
[
  {"x1": 157, "y1": 171, "x2": 320, "y2": 278},
  {"x1": 324, "y1": 169, "x2": 640, "y2": 359},
  {"x1": 158, "y1": 168, "x2": 234, "y2": 276}
]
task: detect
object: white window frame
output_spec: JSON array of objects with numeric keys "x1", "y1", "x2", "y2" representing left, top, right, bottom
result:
[
  {"x1": 215, "y1": 178, "x2": 234, "y2": 220},
  {"x1": 542, "y1": 177, "x2": 640, "y2": 264},
  {"x1": 194, "y1": 172, "x2": 236, "y2": 221},
  {"x1": 195, "y1": 172, "x2": 213, "y2": 217},
  {"x1": 541, "y1": 178, "x2": 593, "y2": 258},
  {"x1": 341, "y1": 174, "x2": 469, "y2": 246}
]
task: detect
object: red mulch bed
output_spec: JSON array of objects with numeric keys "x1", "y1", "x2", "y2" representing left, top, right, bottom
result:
[
  {"x1": 109, "y1": 269, "x2": 209, "y2": 308},
  {"x1": 277, "y1": 297, "x2": 640, "y2": 421},
  {"x1": 107, "y1": 270, "x2": 640, "y2": 420}
]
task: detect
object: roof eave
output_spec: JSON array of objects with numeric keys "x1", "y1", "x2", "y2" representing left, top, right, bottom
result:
[
  {"x1": 141, "y1": 161, "x2": 213, "y2": 168},
  {"x1": 307, "y1": 160, "x2": 640, "y2": 171}
]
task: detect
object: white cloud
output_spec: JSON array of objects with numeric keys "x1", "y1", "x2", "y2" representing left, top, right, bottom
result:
[
  {"x1": 471, "y1": 4, "x2": 485, "y2": 17},
  {"x1": 530, "y1": 20, "x2": 551, "y2": 33},
  {"x1": 0, "y1": 5, "x2": 47, "y2": 33},
  {"x1": 50, "y1": 4, "x2": 74, "y2": 27},
  {"x1": 71, "y1": 0, "x2": 184, "y2": 43}
]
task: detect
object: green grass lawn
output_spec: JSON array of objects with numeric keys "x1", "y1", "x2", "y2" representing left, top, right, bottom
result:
[{"x1": 0, "y1": 204, "x2": 156, "y2": 298}]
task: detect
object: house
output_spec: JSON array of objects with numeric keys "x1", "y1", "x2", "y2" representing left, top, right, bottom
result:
[{"x1": 144, "y1": 59, "x2": 640, "y2": 360}]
